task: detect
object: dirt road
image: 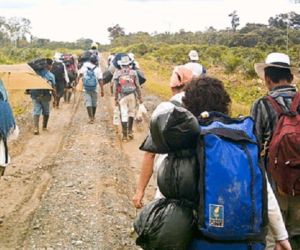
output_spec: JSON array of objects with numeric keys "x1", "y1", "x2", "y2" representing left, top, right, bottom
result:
[{"x1": 0, "y1": 74, "x2": 160, "y2": 249}]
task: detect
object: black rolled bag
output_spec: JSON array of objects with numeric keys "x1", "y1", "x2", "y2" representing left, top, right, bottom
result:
[
  {"x1": 103, "y1": 70, "x2": 113, "y2": 84},
  {"x1": 157, "y1": 149, "x2": 199, "y2": 202},
  {"x1": 134, "y1": 198, "x2": 195, "y2": 250},
  {"x1": 140, "y1": 105, "x2": 199, "y2": 154}
]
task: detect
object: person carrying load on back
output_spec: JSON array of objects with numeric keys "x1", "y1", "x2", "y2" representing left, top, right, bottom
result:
[
  {"x1": 133, "y1": 76, "x2": 291, "y2": 250},
  {"x1": 51, "y1": 52, "x2": 70, "y2": 108},
  {"x1": 0, "y1": 80, "x2": 19, "y2": 177},
  {"x1": 62, "y1": 54, "x2": 78, "y2": 103},
  {"x1": 113, "y1": 55, "x2": 143, "y2": 141},
  {"x1": 251, "y1": 52, "x2": 300, "y2": 250},
  {"x1": 89, "y1": 42, "x2": 101, "y2": 66},
  {"x1": 185, "y1": 50, "x2": 206, "y2": 78},
  {"x1": 28, "y1": 58, "x2": 56, "y2": 135},
  {"x1": 77, "y1": 54, "x2": 104, "y2": 124}
]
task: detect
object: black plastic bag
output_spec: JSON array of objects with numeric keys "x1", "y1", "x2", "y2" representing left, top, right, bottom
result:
[
  {"x1": 137, "y1": 70, "x2": 146, "y2": 85},
  {"x1": 140, "y1": 105, "x2": 199, "y2": 154},
  {"x1": 157, "y1": 150, "x2": 199, "y2": 202},
  {"x1": 28, "y1": 58, "x2": 47, "y2": 72},
  {"x1": 134, "y1": 198, "x2": 195, "y2": 250},
  {"x1": 103, "y1": 70, "x2": 113, "y2": 84}
]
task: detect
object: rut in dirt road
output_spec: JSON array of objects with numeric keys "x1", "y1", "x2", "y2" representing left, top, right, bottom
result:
[{"x1": 20, "y1": 94, "x2": 139, "y2": 249}]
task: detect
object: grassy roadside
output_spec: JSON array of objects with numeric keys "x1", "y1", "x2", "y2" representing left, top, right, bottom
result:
[{"x1": 138, "y1": 57, "x2": 271, "y2": 117}]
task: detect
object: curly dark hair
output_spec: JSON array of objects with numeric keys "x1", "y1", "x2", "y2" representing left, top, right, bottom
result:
[{"x1": 182, "y1": 77, "x2": 231, "y2": 117}]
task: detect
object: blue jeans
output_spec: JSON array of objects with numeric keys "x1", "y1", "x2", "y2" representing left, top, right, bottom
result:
[
  {"x1": 84, "y1": 91, "x2": 97, "y2": 107},
  {"x1": 32, "y1": 98, "x2": 50, "y2": 116}
]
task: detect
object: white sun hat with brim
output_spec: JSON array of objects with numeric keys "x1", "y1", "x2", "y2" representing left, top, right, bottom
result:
[
  {"x1": 117, "y1": 55, "x2": 132, "y2": 66},
  {"x1": 254, "y1": 52, "x2": 300, "y2": 80},
  {"x1": 188, "y1": 50, "x2": 199, "y2": 61}
]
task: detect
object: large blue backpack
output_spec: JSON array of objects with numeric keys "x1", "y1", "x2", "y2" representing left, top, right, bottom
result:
[
  {"x1": 194, "y1": 112, "x2": 268, "y2": 249},
  {"x1": 83, "y1": 66, "x2": 98, "y2": 91}
]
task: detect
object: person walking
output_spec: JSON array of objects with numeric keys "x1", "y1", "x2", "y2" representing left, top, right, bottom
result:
[
  {"x1": 51, "y1": 52, "x2": 70, "y2": 108},
  {"x1": 185, "y1": 50, "x2": 206, "y2": 78},
  {"x1": 251, "y1": 52, "x2": 300, "y2": 250},
  {"x1": 0, "y1": 80, "x2": 19, "y2": 176},
  {"x1": 113, "y1": 55, "x2": 143, "y2": 141},
  {"x1": 77, "y1": 54, "x2": 104, "y2": 124},
  {"x1": 29, "y1": 58, "x2": 56, "y2": 135}
]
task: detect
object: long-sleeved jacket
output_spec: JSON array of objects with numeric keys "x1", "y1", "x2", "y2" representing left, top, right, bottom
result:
[{"x1": 250, "y1": 85, "x2": 298, "y2": 154}]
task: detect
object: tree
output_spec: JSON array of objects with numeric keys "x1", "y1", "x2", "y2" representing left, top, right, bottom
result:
[
  {"x1": 107, "y1": 24, "x2": 125, "y2": 40},
  {"x1": 228, "y1": 11, "x2": 240, "y2": 32},
  {"x1": 4, "y1": 17, "x2": 31, "y2": 47}
]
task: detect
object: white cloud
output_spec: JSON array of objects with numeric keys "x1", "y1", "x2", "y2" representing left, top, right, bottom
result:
[{"x1": 0, "y1": 0, "x2": 299, "y2": 44}]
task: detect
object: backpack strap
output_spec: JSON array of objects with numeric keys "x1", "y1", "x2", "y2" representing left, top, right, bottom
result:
[
  {"x1": 291, "y1": 92, "x2": 300, "y2": 113},
  {"x1": 266, "y1": 95, "x2": 284, "y2": 114}
]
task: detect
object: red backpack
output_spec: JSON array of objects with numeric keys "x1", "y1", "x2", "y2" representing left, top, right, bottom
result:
[{"x1": 267, "y1": 92, "x2": 300, "y2": 196}]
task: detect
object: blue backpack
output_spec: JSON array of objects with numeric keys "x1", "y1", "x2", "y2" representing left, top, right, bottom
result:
[
  {"x1": 195, "y1": 112, "x2": 267, "y2": 248},
  {"x1": 83, "y1": 66, "x2": 98, "y2": 91}
]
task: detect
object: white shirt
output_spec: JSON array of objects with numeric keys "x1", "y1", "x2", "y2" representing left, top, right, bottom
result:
[
  {"x1": 79, "y1": 62, "x2": 103, "y2": 92},
  {"x1": 185, "y1": 62, "x2": 204, "y2": 77}
]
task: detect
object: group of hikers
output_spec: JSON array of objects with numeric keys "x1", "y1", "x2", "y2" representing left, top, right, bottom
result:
[
  {"x1": 132, "y1": 51, "x2": 299, "y2": 250},
  {"x1": 0, "y1": 43, "x2": 299, "y2": 250}
]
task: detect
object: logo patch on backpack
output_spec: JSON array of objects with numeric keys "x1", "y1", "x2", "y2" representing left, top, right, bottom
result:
[{"x1": 209, "y1": 204, "x2": 224, "y2": 228}]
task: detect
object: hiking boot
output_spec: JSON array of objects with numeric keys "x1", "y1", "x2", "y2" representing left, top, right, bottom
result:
[
  {"x1": 121, "y1": 122, "x2": 128, "y2": 141},
  {"x1": 87, "y1": 107, "x2": 93, "y2": 124},
  {"x1": 42, "y1": 115, "x2": 49, "y2": 131},
  {"x1": 33, "y1": 115, "x2": 40, "y2": 135},
  {"x1": 0, "y1": 166, "x2": 5, "y2": 176},
  {"x1": 122, "y1": 135, "x2": 128, "y2": 142},
  {"x1": 92, "y1": 107, "x2": 97, "y2": 121},
  {"x1": 128, "y1": 117, "x2": 134, "y2": 140}
]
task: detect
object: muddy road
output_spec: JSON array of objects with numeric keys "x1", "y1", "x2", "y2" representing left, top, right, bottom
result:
[{"x1": 0, "y1": 70, "x2": 160, "y2": 249}]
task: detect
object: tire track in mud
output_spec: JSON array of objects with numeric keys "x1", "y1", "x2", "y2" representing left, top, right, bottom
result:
[
  {"x1": 21, "y1": 89, "x2": 139, "y2": 249},
  {"x1": 0, "y1": 92, "x2": 83, "y2": 248}
]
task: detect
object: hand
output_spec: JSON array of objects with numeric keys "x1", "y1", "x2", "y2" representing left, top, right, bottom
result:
[
  {"x1": 115, "y1": 100, "x2": 119, "y2": 106},
  {"x1": 132, "y1": 191, "x2": 144, "y2": 209},
  {"x1": 139, "y1": 99, "x2": 143, "y2": 104},
  {"x1": 274, "y1": 239, "x2": 292, "y2": 250}
]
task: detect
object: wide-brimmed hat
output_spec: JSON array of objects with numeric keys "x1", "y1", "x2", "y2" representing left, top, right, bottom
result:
[
  {"x1": 254, "y1": 52, "x2": 300, "y2": 80},
  {"x1": 117, "y1": 55, "x2": 132, "y2": 66},
  {"x1": 170, "y1": 65, "x2": 193, "y2": 88}
]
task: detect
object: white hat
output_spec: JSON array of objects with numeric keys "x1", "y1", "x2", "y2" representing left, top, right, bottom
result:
[
  {"x1": 188, "y1": 50, "x2": 199, "y2": 61},
  {"x1": 117, "y1": 55, "x2": 132, "y2": 66},
  {"x1": 54, "y1": 52, "x2": 62, "y2": 61},
  {"x1": 128, "y1": 53, "x2": 135, "y2": 60},
  {"x1": 254, "y1": 52, "x2": 300, "y2": 80}
]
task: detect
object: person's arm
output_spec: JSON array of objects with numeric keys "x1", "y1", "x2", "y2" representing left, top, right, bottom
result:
[
  {"x1": 98, "y1": 79, "x2": 104, "y2": 97},
  {"x1": 132, "y1": 152, "x2": 156, "y2": 209},
  {"x1": 267, "y1": 178, "x2": 291, "y2": 250}
]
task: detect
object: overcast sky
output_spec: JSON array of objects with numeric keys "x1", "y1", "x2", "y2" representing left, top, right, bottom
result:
[{"x1": 0, "y1": 0, "x2": 299, "y2": 44}]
